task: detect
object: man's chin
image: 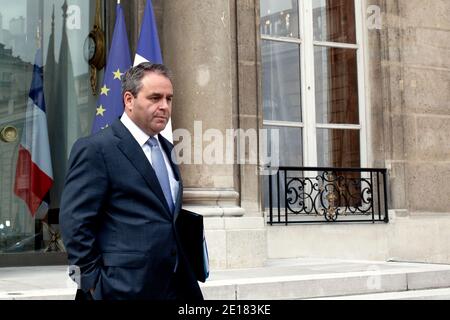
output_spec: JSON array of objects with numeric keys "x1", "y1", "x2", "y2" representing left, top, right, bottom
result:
[{"x1": 153, "y1": 123, "x2": 167, "y2": 134}]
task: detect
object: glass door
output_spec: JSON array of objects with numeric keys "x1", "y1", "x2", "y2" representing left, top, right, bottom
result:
[{"x1": 0, "y1": 0, "x2": 101, "y2": 257}]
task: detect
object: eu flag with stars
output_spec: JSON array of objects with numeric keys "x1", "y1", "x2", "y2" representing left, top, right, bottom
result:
[{"x1": 91, "y1": 3, "x2": 131, "y2": 134}]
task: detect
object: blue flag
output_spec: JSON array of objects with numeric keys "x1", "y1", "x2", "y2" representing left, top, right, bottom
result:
[
  {"x1": 92, "y1": 3, "x2": 131, "y2": 134},
  {"x1": 134, "y1": 0, "x2": 163, "y2": 65},
  {"x1": 134, "y1": 0, "x2": 173, "y2": 142}
]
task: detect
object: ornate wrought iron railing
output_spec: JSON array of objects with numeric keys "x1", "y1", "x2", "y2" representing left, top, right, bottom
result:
[{"x1": 265, "y1": 167, "x2": 389, "y2": 224}]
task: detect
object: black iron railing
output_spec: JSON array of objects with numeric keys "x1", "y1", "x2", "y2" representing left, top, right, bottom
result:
[{"x1": 265, "y1": 167, "x2": 389, "y2": 224}]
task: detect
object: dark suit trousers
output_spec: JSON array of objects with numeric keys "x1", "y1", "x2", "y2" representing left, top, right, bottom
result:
[
  {"x1": 75, "y1": 289, "x2": 94, "y2": 301},
  {"x1": 165, "y1": 262, "x2": 204, "y2": 301}
]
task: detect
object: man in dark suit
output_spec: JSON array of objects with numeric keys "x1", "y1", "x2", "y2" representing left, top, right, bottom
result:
[{"x1": 60, "y1": 63, "x2": 203, "y2": 300}]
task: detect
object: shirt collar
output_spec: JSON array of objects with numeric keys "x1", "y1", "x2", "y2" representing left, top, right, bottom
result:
[{"x1": 120, "y1": 112, "x2": 159, "y2": 147}]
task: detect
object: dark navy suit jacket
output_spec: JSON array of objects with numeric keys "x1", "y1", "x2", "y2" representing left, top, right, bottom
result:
[{"x1": 60, "y1": 119, "x2": 203, "y2": 300}]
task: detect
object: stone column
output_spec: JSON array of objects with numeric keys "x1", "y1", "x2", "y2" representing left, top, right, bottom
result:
[{"x1": 162, "y1": 0, "x2": 266, "y2": 269}]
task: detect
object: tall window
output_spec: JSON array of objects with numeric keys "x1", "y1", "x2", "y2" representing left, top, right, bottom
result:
[{"x1": 260, "y1": 0, "x2": 366, "y2": 169}]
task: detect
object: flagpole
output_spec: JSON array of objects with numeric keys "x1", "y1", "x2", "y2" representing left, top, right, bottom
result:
[{"x1": 36, "y1": 20, "x2": 41, "y2": 49}]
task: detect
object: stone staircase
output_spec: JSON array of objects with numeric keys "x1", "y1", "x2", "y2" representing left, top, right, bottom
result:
[
  {"x1": 202, "y1": 258, "x2": 450, "y2": 300},
  {"x1": 1, "y1": 258, "x2": 450, "y2": 300}
]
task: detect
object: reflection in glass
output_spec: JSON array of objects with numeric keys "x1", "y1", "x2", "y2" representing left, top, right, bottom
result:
[
  {"x1": 266, "y1": 126, "x2": 302, "y2": 167},
  {"x1": 317, "y1": 128, "x2": 361, "y2": 208},
  {"x1": 260, "y1": 0, "x2": 299, "y2": 38},
  {"x1": 263, "y1": 126, "x2": 303, "y2": 209},
  {"x1": 317, "y1": 129, "x2": 360, "y2": 168},
  {"x1": 0, "y1": 0, "x2": 99, "y2": 254},
  {"x1": 314, "y1": 46, "x2": 359, "y2": 124},
  {"x1": 262, "y1": 40, "x2": 302, "y2": 122},
  {"x1": 312, "y1": 0, "x2": 356, "y2": 43}
]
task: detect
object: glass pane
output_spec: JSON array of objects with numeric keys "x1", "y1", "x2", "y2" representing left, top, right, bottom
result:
[
  {"x1": 317, "y1": 129, "x2": 360, "y2": 168},
  {"x1": 266, "y1": 126, "x2": 302, "y2": 167},
  {"x1": 260, "y1": 0, "x2": 299, "y2": 38},
  {"x1": 314, "y1": 46, "x2": 359, "y2": 124},
  {"x1": 312, "y1": 0, "x2": 356, "y2": 43},
  {"x1": 263, "y1": 126, "x2": 302, "y2": 209},
  {"x1": 262, "y1": 40, "x2": 302, "y2": 122},
  {"x1": 317, "y1": 129, "x2": 361, "y2": 209},
  {"x1": 0, "y1": 0, "x2": 100, "y2": 254}
]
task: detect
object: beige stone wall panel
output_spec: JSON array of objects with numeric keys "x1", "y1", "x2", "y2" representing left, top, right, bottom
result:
[{"x1": 406, "y1": 163, "x2": 450, "y2": 212}]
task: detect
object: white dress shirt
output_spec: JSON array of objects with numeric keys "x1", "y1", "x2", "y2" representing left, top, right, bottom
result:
[{"x1": 120, "y1": 112, "x2": 179, "y2": 206}]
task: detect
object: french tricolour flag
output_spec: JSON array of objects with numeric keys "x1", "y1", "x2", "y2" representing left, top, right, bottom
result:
[
  {"x1": 14, "y1": 48, "x2": 53, "y2": 217},
  {"x1": 134, "y1": 0, "x2": 173, "y2": 142}
]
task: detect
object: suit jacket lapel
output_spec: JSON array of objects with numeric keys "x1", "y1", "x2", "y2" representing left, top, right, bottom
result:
[{"x1": 112, "y1": 120, "x2": 172, "y2": 218}]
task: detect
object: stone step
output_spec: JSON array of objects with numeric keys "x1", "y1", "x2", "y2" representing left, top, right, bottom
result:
[
  {"x1": 1, "y1": 258, "x2": 450, "y2": 300},
  {"x1": 308, "y1": 288, "x2": 450, "y2": 300},
  {"x1": 201, "y1": 259, "x2": 450, "y2": 300},
  {"x1": 0, "y1": 288, "x2": 75, "y2": 300}
]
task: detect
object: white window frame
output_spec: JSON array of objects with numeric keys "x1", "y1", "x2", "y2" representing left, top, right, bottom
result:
[{"x1": 261, "y1": 0, "x2": 368, "y2": 169}]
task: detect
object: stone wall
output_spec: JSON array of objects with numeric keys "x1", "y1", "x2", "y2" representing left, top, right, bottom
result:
[
  {"x1": 269, "y1": 0, "x2": 450, "y2": 264},
  {"x1": 369, "y1": 0, "x2": 450, "y2": 213}
]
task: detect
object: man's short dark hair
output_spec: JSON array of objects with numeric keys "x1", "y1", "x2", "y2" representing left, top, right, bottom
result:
[{"x1": 121, "y1": 62, "x2": 173, "y2": 97}]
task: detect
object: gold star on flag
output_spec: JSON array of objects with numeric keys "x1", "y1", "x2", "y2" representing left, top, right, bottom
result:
[
  {"x1": 100, "y1": 85, "x2": 110, "y2": 96},
  {"x1": 113, "y1": 69, "x2": 123, "y2": 80},
  {"x1": 96, "y1": 105, "x2": 106, "y2": 116}
]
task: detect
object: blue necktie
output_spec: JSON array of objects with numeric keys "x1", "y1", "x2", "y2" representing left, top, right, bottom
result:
[{"x1": 148, "y1": 136, "x2": 175, "y2": 214}]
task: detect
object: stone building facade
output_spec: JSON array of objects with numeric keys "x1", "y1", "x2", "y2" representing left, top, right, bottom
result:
[
  {"x1": 0, "y1": 0, "x2": 449, "y2": 267},
  {"x1": 143, "y1": 0, "x2": 450, "y2": 267}
]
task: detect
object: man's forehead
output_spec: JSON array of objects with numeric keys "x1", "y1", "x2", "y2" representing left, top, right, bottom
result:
[
  {"x1": 141, "y1": 73, "x2": 173, "y2": 88},
  {"x1": 143, "y1": 71, "x2": 172, "y2": 84},
  {"x1": 148, "y1": 90, "x2": 173, "y2": 96}
]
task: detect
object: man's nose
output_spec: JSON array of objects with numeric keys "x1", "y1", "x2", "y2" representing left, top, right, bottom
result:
[{"x1": 159, "y1": 98, "x2": 170, "y2": 110}]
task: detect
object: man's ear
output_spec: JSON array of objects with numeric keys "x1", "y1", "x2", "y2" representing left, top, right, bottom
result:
[{"x1": 123, "y1": 92, "x2": 134, "y2": 112}]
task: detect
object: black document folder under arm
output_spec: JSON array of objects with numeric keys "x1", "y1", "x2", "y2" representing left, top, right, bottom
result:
[{"x1": 177, "y1": 209, "x2": 209, "y2": 282}]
